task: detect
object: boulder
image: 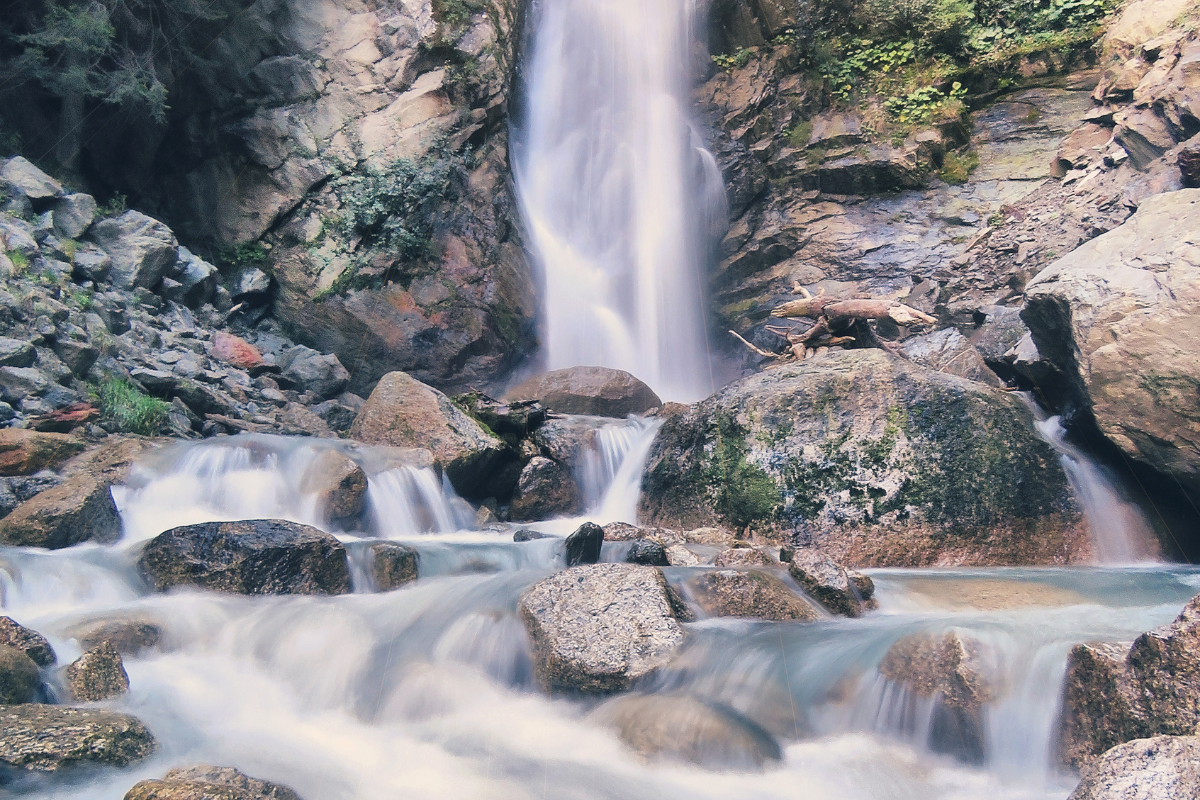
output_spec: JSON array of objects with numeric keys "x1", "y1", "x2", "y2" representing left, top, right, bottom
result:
[
  {"x1": 713, "y1": 547, "x2": 773, "y2": 568},
  {"x1": 124, "y1": 765, "x2": 305, "y2": 800},
  {"x1": 0, "y1": 617, "x2": 55, "y2": 666},
  {"x1": 65, "y1": 641, "x2": 129, "y2": 702},
  {"x1": 529, "y1": 415, "x2": 603, "y2": 469},
  {"x1": 1067, "y1": 735, "x2": 1200, "y2": 800},
  {"x1": 300, "y1": 450, "x2": 367, "y2": 523},
  {"x1": 139, "y1": 519, "x2": 351, "y2": 596},
  {"x1": 172, "y1": 246, "x2": 218, "y2": 308},
  {"x1": 71, "y1": 243, "x2": 113, "y2": 282},
  {"x1": 349, "y1": 371, "x2": 509, "y2": 497},
  {"x1": 0, "y1": 428, "x2": 85, "y2": 476},
  {"x1": 588, "y1": 694, "x2": 782, "y2": 770},
  {"x1": 87, "y1": 210, "x2": 179, "y2": 290},
  {"x1": 625, "y1": 539, "x2": 669, "y2": 566},
  {"x1": 0, "y1": 645, "x2": 40, "y2": 704},
  {"x1": 787, "y1": 549, "x2": 875, "y2": 617},
  {"x1": 52, "y1": 193, "x2": 97, "y2": 239},
  {"x1": 879, "y1": 631, "x2": 994, "y2": 762},
  {"x1": 0, "y1": 157, "x2": 63, "y2": 200},
  {"x1": 518, "y1": 563, "x2": 687, "y2": 693},
  {"x1": 233, "y1": 268, "x2": 271, "y2": 299},
  {"x1": 564, "y1": 521, "x2": 603, "y2": 566},
  {"x1": 1024, "y1": 189, "x2": 1200, "y2": 493},
  {"x1": 640, "y1": 350, "x2": 1085, "y2": 567},
  {"x1": 281, "y1": 349, "x2": 350, "y2": 401},
  {"x1": 211, "y1": 332, "x2": 264, "y2": 371},
  {"x1": 452, "y1": 393, "x2": 548, "y2": 435},
  {"x1": 65, "y1": 615, "x2": 161, "y2": 656},
  {"x1": 506, "y1": 366, "x2": 662, "y2": 417},
  {"x1": 686, "y1": 569, "x2": 819, "y2": 621},
  {"x1": 0, "y1": 705, "x2": 155, "y2": 771},
  {"x1": 509, "y1": 456, "x2": 582, "y2": 521},
  {"x1": 514, "y1": 529, "x2": 551, "y2": 542},
  {"x1": 54, "y1": 339, "x2": 99, "y2": 377},
  {"x1": 0, "y1": 469, "x2": 122, "y2": 549},
  {"x1": 0, "y1": 366, "x2": 49, "y2": 404},
  {"x1": 368, "y1": 541, "x2": 419, "y2": 591},
  {"x1": 0, "y1": 338, "x2": 35, "y2": 369}
]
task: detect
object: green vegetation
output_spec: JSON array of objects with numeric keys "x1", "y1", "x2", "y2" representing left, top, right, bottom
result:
[
  {"x1": 91, "y1": 375, "x2": 170, "y2": 435},
  {"x1": 97, "y1": 192, "x2": 127, "y2": 217},
  {"x1": 431, "y1": 0, "x2": 488, "y2": 42},
  {"x1": 703, "y1": 412, "x2": 781, "y2": 529},
  {"x1": 7, "y1": 251, "x2": 30, "y2": 275},
  {"x1": 219, "y1": 241, "x2": 270, "y2": 271},
  {"x1": 939, "y1": 149, "x2": 980, "y2": 184},
  {"x1": 713, "y1": 47, "x2": 755, "y2": 71}
]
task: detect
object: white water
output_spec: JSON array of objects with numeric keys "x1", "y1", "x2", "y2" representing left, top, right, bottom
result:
[
  {"x1": 4, "y1": 435, "x2": 1200, "y2": 798},
  {"x1": 513, "y1": 0, "x2": 726, "y2": 401},
  {"x1": 577, "y1": 416, "x2": 664, "y2": 522}
]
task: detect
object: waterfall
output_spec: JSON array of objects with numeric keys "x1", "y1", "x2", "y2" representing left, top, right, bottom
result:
[
  {"x1": 368, "y1": 468, "x2": 474, "y2": 536},
  {"x1": 577, "y1": 416, "x2": 664, "y2": 523},
  {"x1": 513, "y1": 0, "x2": 727, "y2": 402}
]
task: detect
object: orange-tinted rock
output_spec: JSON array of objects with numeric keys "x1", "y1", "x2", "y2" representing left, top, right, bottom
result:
[
  {"x1": 0, "y1": 429, "x2": 85, "y2": 476},
  {"x1": 210, "y1": 333, "x2": 264, "y2": 371}
]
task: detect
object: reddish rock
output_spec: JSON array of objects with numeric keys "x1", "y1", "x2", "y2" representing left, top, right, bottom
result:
[
  {"x1": 210, "y1": 333, "x2": 264, "y2": 371},
  {"x1": 30, "y1": 403, "x2": 99, "y2": 433},
  {"x1": 0, "y1": 429, "x2": 85, "y2": 476}
]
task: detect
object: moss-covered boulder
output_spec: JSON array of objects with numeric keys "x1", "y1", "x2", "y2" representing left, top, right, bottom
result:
[{"x1": 638, "y1": 350, "x2": 1086, "y2": 566}]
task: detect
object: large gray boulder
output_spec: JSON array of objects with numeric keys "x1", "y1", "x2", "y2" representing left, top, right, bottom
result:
[
  {"x1": 0, "y1": 705, "x2": 156, "y2": 771},
  {"x1": 506, "y1": 366, "x2": 662, "y2": 417},
  {"x1": 1068, "y1": 736, "x2": 1200, "y2": 800},
  {"x1": 139, "y1": 519, "x2": 351, "y2": 595},
  {"x1": 0, "y1": 469, "x2": 122, "y2": 549},
  {"x1": 640, "y1": 349, "x2": 1086, "y2": 567},
  {"x1": 509, "y1": 456, "x2": 582, "y2": 521},
  {"x1": 281, "y1": 347, "x2": 350, "y2": 400},
  {"x1": 65, "y1": 641, "x2": 130, "y2": 702},
  {"x1": 52, "y1": 193, "x2": 97, "y2": 239},
  {"x1": 0, "y1": 157, "x2": 63, "y2": 201},
  {"x1": 349, "y1": 371, "x2": 509, "y2": 497},
  {"x1": 87, "y1": 210, "x2": 179, "y2": 290},
  {"x1": 1024, "y1": 189, "x2": 1200, "y2": 493},
  {"x1": 125, "y1": 765, "x2": 305, "y2": 800},
  {"x1": 518, "y1": 564, "x2": 687, "y2": 693}
]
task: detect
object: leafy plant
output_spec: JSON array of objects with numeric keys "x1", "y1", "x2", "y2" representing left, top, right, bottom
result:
[
  {"x1": 97, "y1": 192, "x2": 126, "y2": 217},
  {"x1": 7, "y1": 250, "x2": 30, "y2": 274},
  {"x1": 939, "y1": 149, "x2": 980, "y2": 184},
  {"x1": 712, "y1": 48, "x2": 754, "y2": 71},
  {"x1": 92, "y1": 375, "x2": 170, "y2": 435},
  {"x1": 883, "y1": 81, "x2": 966, "y2": 124},
  {"x1": 220, "y1": 241, "x2": 270, "y2": 270}
]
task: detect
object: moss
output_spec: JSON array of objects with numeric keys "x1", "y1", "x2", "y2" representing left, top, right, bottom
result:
[
  {"x1": 788, "y1": 120, "x2": 814, "y2": 149},
  {"x1": 8, "y1": 251, "x2": 29, "y2": 274},
  {"x1": 939, "y1": 149, "x2": 979, "y2": 184},
  {"x1": 701, "y1": 411, "x2": 781, "y2": 529}
]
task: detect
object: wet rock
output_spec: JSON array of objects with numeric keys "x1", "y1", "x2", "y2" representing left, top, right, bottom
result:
[
  {"x1": 687, "y1": 570, "x2": 819, "y2": 621},
  {"x1": 879, "y1": 631, "x2": 994, "y2": 764},
  {"x1": 0, "y1": 705, "x2": 155, "y2": 771},
  {"x1": 139, "y1": 519, "x2": 351, "y2": 596},
  {"x1": 640, "y1": 350, "x2": 1085, "y2": 567},
  {"x1": 300, "y1": 450, "x2": 366, "y2": 523},
  {"x1": 0, "y1": 617, "x2": 55, "y2": 666},
  {"x1": 0, "y1": 428, "x2": 85, "y2": 476},
  {"x1": 0, "y1": 469, "x2": 122, "y2": 549},
  {"x1": 713, "y1": 547, "x2": 773, "y2": 568},
  {"x1": 665, "y1": 544, "x2": 701, "y2": 566},
  {"x1": 233, "y1": 268, "x2": 271, "y2": 299},
  {"x1": 0, "y1": 645, "x2": 40, "y2": 704},
  {"x1": 350, "y1": 371, "x2": 509, "y2": 498},
  {"x1": 1067, "y1": 735, "x2": 1200, "y2": 800},
  {"x1": 565, "y1": 521, "x2": 603, "y2": 566},
  {"x1": 1024, "y1": 189, "x2": 1200, "y2": 495},
  {"x1": 518, "y1": 563, "x2": 687, "y2": 693},
  {"x1": 513, "y1": 529, "x2": 551, "y2": 542},
  {"x1": 506, "y1": 366, "x2": 662, "y2": 417},
  {"x1": 65, "y1": 616, "x2": 162, "y2": 656},
  {"x1": 453, "y1": 393, "x2": 548, "y2": 436},
  {"x1": 787, "y1": 550, "x2": 875, "y2": 617},
  {"x1": 280, "y1": 348, "x2": 349, "y2": 401},
  {"x1": 510, "y1": 456, "x2": 582, "y2": 521},
  {"x1": 0, "y1": 157, "x2": 63, "y2": 201},
  {"x1": 211, "y1": 332, "x2": 265, "y2": 371},
  {"x1": 87, "y1": 210, "x2": 178, "y2": 290},
  {"x1": 529, "y1": 415, "x2": 603, "y2": 469},
  {"x1": 65, "y1": 641, "x2": 130, "y2": 702},
  {"x1": 0, "y1": 338, "x2": 35, "y2": 369},
  {"x1": 368, "y1": 542, "x2": 419, "y2": 591},
  {"x1": 589, "y1": 694, "x2": 782, "y2": 770},
  {"x1": 625, "y1": 539, "x2": 669, "y2": 566},
  {"x1": 51, "y1": 194, "x2": 97, "y2": 239},
  {"x1": 124, "y1": 764, "x2": 305, "y2": 800}
]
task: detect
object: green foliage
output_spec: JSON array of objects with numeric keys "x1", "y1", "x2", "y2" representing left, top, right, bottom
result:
[
  {"x1": 97, "y1": 192, "x2": 126, "y2": 217},
  {"x1": 431, "y1": 0, "x2": 487, "y2": 41},
  {"x1": 822, "y1": 39, "x2": 919, "y2": 99},
  {"x1": 59, "y1": 238, "x2": 78, "y2": 262},
  {"x1": 939, "y1": 149, "x2": 980, "y2": 183},
  {"x1": 883, "y1": 81, "x2": 967, "y2": 124},
  {"x1": 91, "y1": 375, "x2": 170, "y2": 435},
  {"x1": 8, "y1": 251, "x2": 30, "y2": 274},
  {"x1": 787, "y1": 120, "x2": 814, "y2": 148},
  {"x1": 703, "y1": 412, "x2": 781, "y2": 529},
  {"x1": 65, "y1": 286, "x2": 94, "y2": 309},
  {"x1": 219, "y1": 241, "x2": 269, "y2": 270},
  {"x1": 712, "y1": 48, "x2": 754, "y2": 71}
]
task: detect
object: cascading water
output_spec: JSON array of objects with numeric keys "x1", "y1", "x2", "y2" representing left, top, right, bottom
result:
[
  {"x1": 577, "y1": 416, "x2": 664, "y2": 521},
  {"x1": 512, "y1": 0, "x2": 727, "y2": 401}
]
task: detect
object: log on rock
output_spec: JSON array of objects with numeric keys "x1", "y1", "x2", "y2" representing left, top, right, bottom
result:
[{"x1": 771, "y1": 298, "x2": 936, "y2": 325}]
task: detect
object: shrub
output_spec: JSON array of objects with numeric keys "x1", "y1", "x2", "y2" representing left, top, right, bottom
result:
[
  {"x1": 97, "y1": 193, "x2": 127, "y2": 217},
  {"x1": 939, "y1": 149, "x2": 980, "y2": 183},
  {"x1": 219, "y1": 241, "x2": 270, "y2": 270},
  {"x1": 7, "y1": 250, "x2": 29, "y2": 274},
  {"x1": 92, "y1": 376, "x2": 170, "y2": 435}
]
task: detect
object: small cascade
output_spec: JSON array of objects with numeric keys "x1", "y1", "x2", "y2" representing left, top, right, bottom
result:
[
  {"x1": 576, "y1": 416, "x2": 664, "y2": 524},
  {"x1": 1020, "y1": 397, "x2": 1156, "y2": 564},
  {"x1": 367, "y1": 468, "x2": 473, "y2": 537}
]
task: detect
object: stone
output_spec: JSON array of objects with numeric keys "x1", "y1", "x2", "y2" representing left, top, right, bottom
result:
[
  {"x1": 509, "y1": 456, "x2": 582, "y2": 521},
  {"x1": 1067, "y1": 735, "x2": 1200, "y2": 800},
  {"x1": 665, "y1": 544, "x2": 701, "y2": 566},
  {"x1": 211, "y1": 332, "x2": 265, "y2": 371},
  {"x1": 233, "y1": 268, "x2": 271, "y2": 299},
  {"x1": 0, "y1": 705, "x2": 155, "y2": 771},
  {"x1": 640, "y1": 350, "x2": 1086, "y2": 567},
  {"x1": 0, "y1": 366, "x2": 48, "y2": 404},
  {"x1": 368, "y1": 541, "x2": 419, "y2": 591},
  {"x1": 565, "y1": 521, "x2": 603, "y2": 566},
  {"x1": 625, "y1": 539, "x2": 669, "y2": 566},
  {"x1": 0, "y1": 338, "x2": 35, "y2": 369},
  {"x1": 349, "y1": 371, "x2": 509, "y2": 497},
  {"x1": 1024, "y1": 189, "x2": 1200, "y2": 495},
  {"x1": 310, "y1": 399, "x2": 358, "y2": 432},
  {"x1": 52, "y1": 193, "x2": 97, "y2": 239},
  {"x1": 453, "y1": 393, "x2": 548, "y2": 435},
  {"x1": 786, "y1": 550, "x2": 875, "y2": 617},
  {"x1": 124, "y1": 765, "x2": 304, "y2": 800},
  {"x1": 0, "y1": 428, "x2": 84, "y2": 475},
  {"x1": 879, "y1": 631, "x2": 994, "y2": 764},
  {"x1": 513, "y1": 529, "x2": 551, "y2": 542},
  {"x1": 53, "y1": 339, "x2": 99, "y2": 377},
  {"x1": 281, "y1": 351, "x2": 349, "y2": 401},
  {"x1": 506, "y1": 366, "x2": 662, "y2": 417},
  {"x1": 687, "y1": 569, "x2": 819, "y2": 621},
  {"x1": 65, "y1": 615, "x2": 162, "y2": 656},
  {"x1": 174, "y1": 246, "x2": 218, "y2": 308},
  {"x1": 71, "y1": 243, "x2": 113, "y2": 282},
  {"x1": 0, "y1": 617, "x2": 55, "y2": 666},
  {"x1": 0, "y1": 645, "x2": 40, "y2": 704},
  {"x1": 87, "y1": 210, "x2": 179, "y2": 290},
  {"x1": 589, "y1": 694, "x2": 782, "y2": 770},
  {"x1": 301, "y1": 450, "x2": 367, "y2": 522},
  {"x1": 65, "y1": 641, "x2": 130, "y2": 702},
  {"x1": 139, "y1": 519, "x2": 352, "y2": 595},
  {"x1": 0, "y1": 157, "x2": 63, "y2": 200},
  {"x1": 1059, "y1": 641, "x2": 1145, "y2": 767},
  {"x1": 713, "y1": 547, "x2": 773, "y2": 568},
  {"x1": 518, "y1": 563, "x2": 687, "y2": 693},
  {"x1": 0, "y1": 470, "x2": 122, "y2": 549}
]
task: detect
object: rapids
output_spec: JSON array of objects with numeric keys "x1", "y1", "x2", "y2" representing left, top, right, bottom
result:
[{"x1": 2, "y1": 428, "x2": 1197, "y2": 799}]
